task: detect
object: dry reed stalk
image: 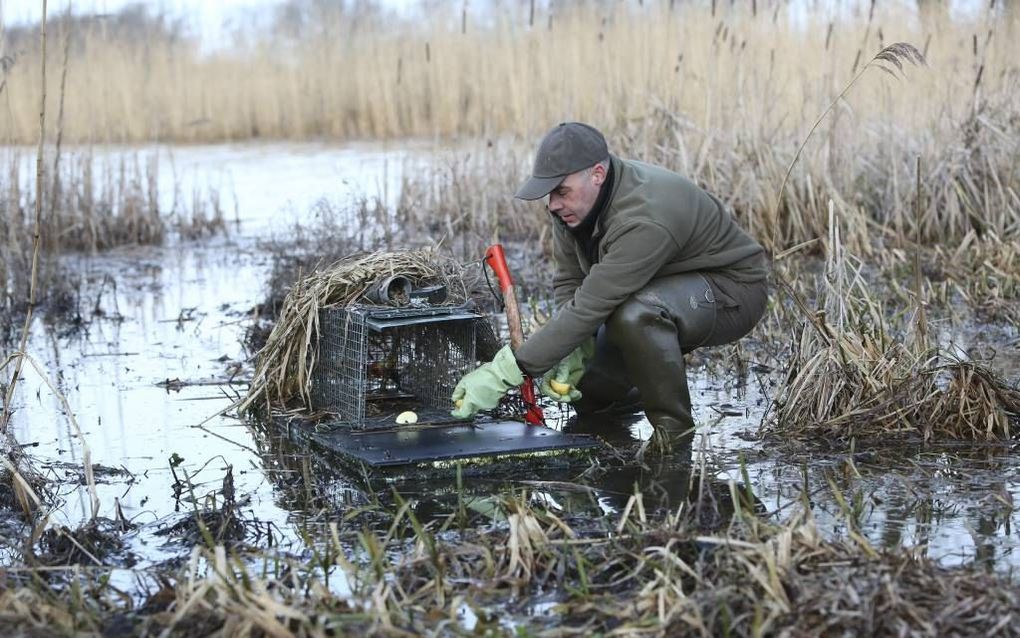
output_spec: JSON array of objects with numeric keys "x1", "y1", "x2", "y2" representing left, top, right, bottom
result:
[
  {"x1": 0, "y1": 6, "x2": 125, "y2": 527},
  {"x1": 20, "y1": 354, "x2": 99, "y2": 519},
  {"x1": 770, "y1": 42, "x2": 926, "y2": 254},
  {"x1": 934, "y1": 232, "x2": 1020, "y2": 324},
  {"x1": 46, "y1": 9, "x2": 71, "y2": 271},
  {"x1": 237, "y1": 248, "x2": 475, "y2": 417},
  {"x1": 2, "y1": 0, "x2": 47, "y2": 434},
  {"x1": 912, "y1": 155, "x2": 927, "y2": 349}
]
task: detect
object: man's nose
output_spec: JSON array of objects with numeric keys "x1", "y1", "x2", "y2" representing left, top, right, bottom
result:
[{"x1": 547, "y1": 193, "x2": 561, "y2": 212}]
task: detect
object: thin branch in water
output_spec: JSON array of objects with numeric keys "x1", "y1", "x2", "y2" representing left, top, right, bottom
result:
[{"x1": 1, "y1": 0, "x2": 47, "y2": 433}]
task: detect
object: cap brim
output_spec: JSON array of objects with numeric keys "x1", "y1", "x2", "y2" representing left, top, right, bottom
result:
[{"x1": 514, "y1": 175, "x2": 563, "y2": 201}]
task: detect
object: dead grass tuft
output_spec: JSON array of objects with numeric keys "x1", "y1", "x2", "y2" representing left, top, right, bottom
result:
[
  {"x1": 935, "y1": 232, "x2": 1020, "y2": 324},
  {"x1": 769, "y1": 208, "x2": 1020, "y2": 444},
  {"x1": 34, "y1": 519, "x2": 133, "y2": 568}
]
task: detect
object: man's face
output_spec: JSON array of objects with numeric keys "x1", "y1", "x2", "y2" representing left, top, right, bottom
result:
[{"x1": 547, "y1": 164, "x2": 606, "y2": 228}]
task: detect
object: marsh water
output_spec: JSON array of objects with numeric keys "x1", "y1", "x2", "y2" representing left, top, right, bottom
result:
[{"x1": 5, "y1": 143, "x2": 1020, "y2": 594}]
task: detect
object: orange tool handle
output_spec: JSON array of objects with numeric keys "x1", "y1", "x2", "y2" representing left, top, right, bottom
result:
[
  {"x1": 484, "y1": 244, "x2": 514, "y2": 292},
  {"x1": 485, "y1": 244, "x2": 544, "y2": 426}
]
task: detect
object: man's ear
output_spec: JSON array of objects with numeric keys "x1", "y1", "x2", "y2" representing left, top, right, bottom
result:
[{"x1": 591, "y1": 163, "x2": 607, "y2": 186}]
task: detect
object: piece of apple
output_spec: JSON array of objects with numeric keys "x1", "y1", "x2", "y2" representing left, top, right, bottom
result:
[{"x1": 549, "y1": 379, "x2": 572, "y2": 395}]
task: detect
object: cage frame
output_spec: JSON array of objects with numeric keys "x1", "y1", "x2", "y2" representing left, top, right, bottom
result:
[{"x1": 311, "y1": 303, "x2": 485, "y2": 429}]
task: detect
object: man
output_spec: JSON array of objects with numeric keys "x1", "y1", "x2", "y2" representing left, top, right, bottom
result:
[{"x1": 452, "y1": 122, "x2": 767, "y2": 450}]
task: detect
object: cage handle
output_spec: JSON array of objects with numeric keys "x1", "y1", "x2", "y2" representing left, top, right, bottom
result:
[{"x1": 484, "y1": 244, "x2": 544, "y2": 426}]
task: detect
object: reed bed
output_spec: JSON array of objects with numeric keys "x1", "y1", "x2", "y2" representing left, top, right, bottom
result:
[
  {"x1": 1, "y1": 2, "x2": 1017, "y2": 145},
  {"x1": 0, "y1": 150, "x2": 226, "y2": 323},
  {"x1": 6, "y1": 150, "x2": 227, "y2": 251},
  {"x1": 768, "y1": 208, "x2": 1020, "y2": 444},
  {"x1": 388, "y1": 97, "x2": 1019, "y2": 269},
  {"x1": 3, "y1": 3, "x2": 1018, "y2": 256},
  {"x1": 393, "y1": 144, "x2": 550, "y2": 271},
  {"x1": 238, "y1": 248, "x2": 478, "y2": 416}
]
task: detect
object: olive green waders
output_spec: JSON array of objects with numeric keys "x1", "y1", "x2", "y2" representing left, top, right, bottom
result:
[{"x1": 573, "y1": 271, "x2": 768, "y2": 451}]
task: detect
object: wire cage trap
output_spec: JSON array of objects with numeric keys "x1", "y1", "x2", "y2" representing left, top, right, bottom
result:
[{"x1": 311, "y1": 304, "x2": 489, "y2": 429}]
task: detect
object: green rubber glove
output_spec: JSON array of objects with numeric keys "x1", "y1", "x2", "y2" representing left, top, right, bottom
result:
[
  {"x1": 451, "y1": 345, "x2": 524, "y2": 419},
  {"x1": 539, "y1": 337, "x2": 595, "y2": 403}
]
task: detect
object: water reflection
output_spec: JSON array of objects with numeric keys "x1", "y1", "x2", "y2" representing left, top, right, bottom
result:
[{"x1": 746, "y1": 445, "x2": 1020, "y2": 573}]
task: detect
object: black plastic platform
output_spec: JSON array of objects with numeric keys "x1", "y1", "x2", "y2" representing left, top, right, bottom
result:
[{"x1": 280, "y1": 419, "x2": 600, "y2": 467}]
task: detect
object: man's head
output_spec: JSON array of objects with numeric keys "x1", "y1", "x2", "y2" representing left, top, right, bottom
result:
[{"x1": 515, "y1": 122, "x2": 610, "y2": 228}]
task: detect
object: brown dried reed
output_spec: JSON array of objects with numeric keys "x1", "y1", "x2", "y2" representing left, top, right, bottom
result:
[
  {"x1": 934, "y1": 231, "x2": 1020, "y2": 324},
  {"x1": 0, "y1": 3, "x2": 1015, "y2": 146},
  {"x1": 769, "y1": 207, "x2": 1020, "y2": 444}
]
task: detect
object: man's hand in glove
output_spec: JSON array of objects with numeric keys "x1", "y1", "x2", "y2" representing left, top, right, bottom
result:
[
  {"x1": 539, "y1": 337, "x2": 594, "y2": 403},
  {"x1": 451, "y1": 345, "x2": 524, "y2": 419}
]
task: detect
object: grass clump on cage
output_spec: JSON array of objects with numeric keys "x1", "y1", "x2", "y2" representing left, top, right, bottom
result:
[
  {"x1": 237, "y1": 247, "x2": 479, "y2": 417},
  {"x1": 767, "y1": 205, "x2": 1020, "y2": 445}
]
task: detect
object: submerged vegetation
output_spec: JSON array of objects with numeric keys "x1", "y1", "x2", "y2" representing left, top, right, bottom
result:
[{"x1": 3, "y1": 466, "x2": 1020, "y2": 636}]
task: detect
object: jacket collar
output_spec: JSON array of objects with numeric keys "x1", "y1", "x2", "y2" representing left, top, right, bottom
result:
[{"x1": 592, "y1": 155, "x2": 623, "y2": 240}]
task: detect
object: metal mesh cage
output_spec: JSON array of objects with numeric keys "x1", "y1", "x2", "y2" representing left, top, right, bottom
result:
[{"x1": 311, "y1": 305, "x2": 481, "y2": 429}]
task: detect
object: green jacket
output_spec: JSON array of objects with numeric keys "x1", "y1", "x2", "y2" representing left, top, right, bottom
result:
[{"x1": 514, "y1": 156, "x2": 766, "y2": 375}]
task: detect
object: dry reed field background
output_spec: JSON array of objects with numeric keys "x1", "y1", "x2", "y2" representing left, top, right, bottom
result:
[{"x1": 0, "y1": 2, "x2": 1016, "y2": 145}]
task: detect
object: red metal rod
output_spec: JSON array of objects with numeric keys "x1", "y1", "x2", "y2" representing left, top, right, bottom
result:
[{"x1": 485, "y1": 244, "x2": 544, "y2": 426}]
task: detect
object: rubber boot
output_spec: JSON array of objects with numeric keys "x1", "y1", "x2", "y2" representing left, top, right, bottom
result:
[
  {"x1": 573, "y1": 326, "x2": 642, "y2": 416},
  {"x1": 604, "y1": 274, "x2": 717, "y2": 454}
]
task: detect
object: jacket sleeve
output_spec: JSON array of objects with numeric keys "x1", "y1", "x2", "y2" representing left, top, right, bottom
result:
[
  {"x1": 515, "y1": 220, "x2": 679, "y2": 375},
  {"x1": 551, "y1": 223, "x2": 584, "y2": 309}
]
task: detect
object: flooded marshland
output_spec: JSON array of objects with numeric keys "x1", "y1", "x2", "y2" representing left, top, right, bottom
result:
[
  {"x1": 0, "y1": 140, "x2": 1018, "y2": 634},
  {"x1": 3, "y1": 1, "x2": 1020, "y2": 634}
]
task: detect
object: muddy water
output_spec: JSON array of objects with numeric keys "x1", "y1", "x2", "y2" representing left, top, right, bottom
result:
[
  {"x1": 7, "y1": 140, "x2": 434, "y2": 235},
  {"x1": 152, "y1": 141, "x2": 433, "y2": 233},
  {"x1": 7, "y1": 242, "x2": 298, "y2": 562},
  {"x1": 4, "y1": 143, "x2": 1020, "y2": 587}
]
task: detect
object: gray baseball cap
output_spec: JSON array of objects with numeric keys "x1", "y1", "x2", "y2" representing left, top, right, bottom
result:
[{"x1": 514, "y1": 122, "x2": 609, "y2": 200}]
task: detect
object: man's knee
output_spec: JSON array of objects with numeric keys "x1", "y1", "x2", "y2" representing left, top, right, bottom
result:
[
  {"x1": 605, "y1": 296, "x2": 667, "y2": 342},
  {"x1": 606, "y1": 274, "x2": 719, "y2": 350}
]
